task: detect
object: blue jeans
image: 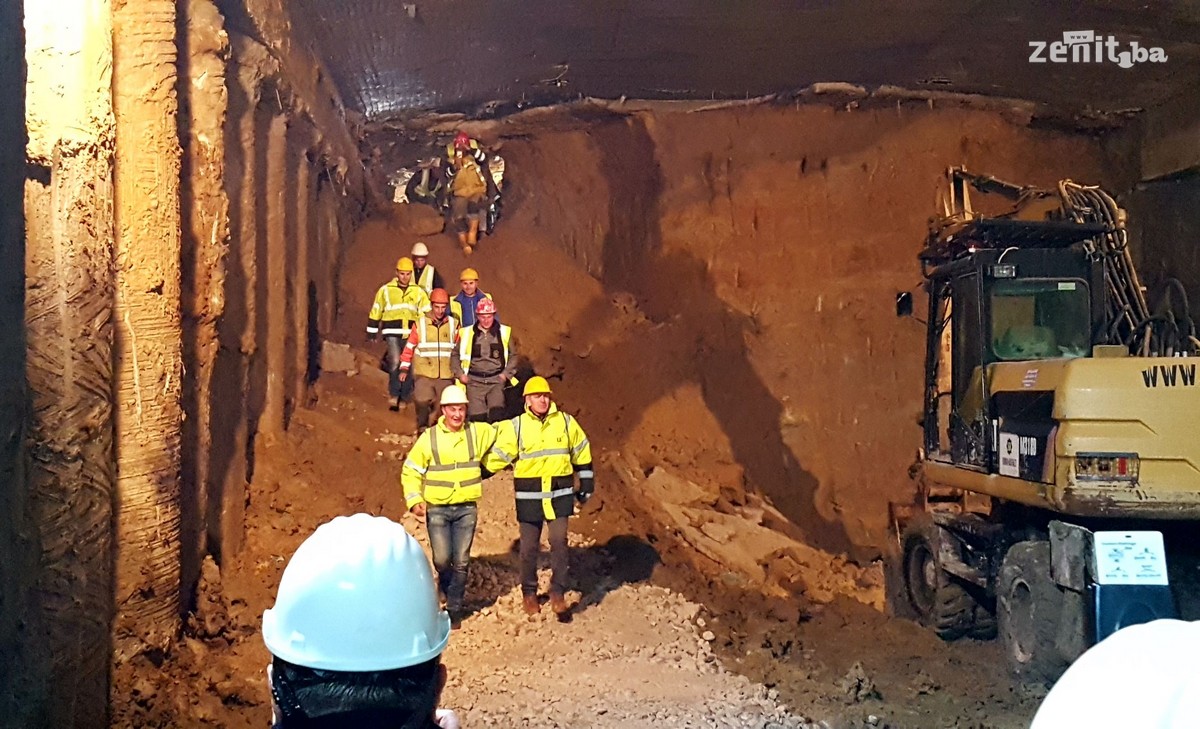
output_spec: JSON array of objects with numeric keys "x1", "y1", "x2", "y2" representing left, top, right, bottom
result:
[
  {"x1": 385, "y1": 335, "x2": 414, "y2": 401},
  {"x1": 426, "y1": 503, "x2": 479, "y2": 611}
]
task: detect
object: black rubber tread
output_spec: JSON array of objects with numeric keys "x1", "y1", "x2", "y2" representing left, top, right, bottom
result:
[{"x1": 997, "y1": 540, "x2": 1069, "y2": 685}]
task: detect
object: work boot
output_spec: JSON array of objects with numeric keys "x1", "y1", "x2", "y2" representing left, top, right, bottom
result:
[
  {"x1": 550, "y1": 592, "x2": 571, "y2": 621},
  {"x1": 448, "y1": 606, "x2": 465, "y2": 630},
  {"x1": 388, "y1": 394, "x2": 401, "y2": 412},
  {"x1": 467, "y1": 218, "x2": 480, "y2": 247},
  {"x1": 522, "y1": 594, "x2": 540, "y2": 616}
]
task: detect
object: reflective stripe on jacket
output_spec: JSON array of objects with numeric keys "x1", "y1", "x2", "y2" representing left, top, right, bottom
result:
[
  {"x1": 484, "y1": 404, "x2": 592, "y2": 521},
  {"x1": 367, "y1": 280, "x2": 431, "y2": 337},
  {"x1": 402, "y1": 420, "x2": 497, "y2": 508},
  {"x1": 456, "y1": 323, "x2": 517, "y2": 385},
  {"x1": 401, "y1": 315, "x2": 458, "y2": 380}
]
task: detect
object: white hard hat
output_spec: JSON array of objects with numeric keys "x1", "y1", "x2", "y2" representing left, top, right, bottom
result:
[
  {"x1": 1032, "y1": 619, "x2": 1200, "y2": 728},
  {"x1": 411, "y1": 241, "x2": 430, "y2": 257},
  {"x1": 440, "y1": 385, "x2": 469, "y2": 406},
  {"x1": 262, "y1": 514, "x2": 450, "y2": 672}
]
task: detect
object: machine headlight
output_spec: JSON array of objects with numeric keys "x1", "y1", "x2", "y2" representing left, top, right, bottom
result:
[{"x1": 1075, "y1": 453, "x2": 1139, "y2": 482}]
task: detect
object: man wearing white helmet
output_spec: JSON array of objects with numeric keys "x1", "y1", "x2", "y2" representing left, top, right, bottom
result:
[
  {"x1": 1031, "y1": 618, "x2": 1200, "y2": 728},
  {"x1": 402, "y1": 384, "x2": 498, "y2": 628},
  {"x1": 262, "y1": 513, "x2": 460, "y2": 728},
  {"x1": 410, "y1": 241, "x2": 444, "y2": 295}
]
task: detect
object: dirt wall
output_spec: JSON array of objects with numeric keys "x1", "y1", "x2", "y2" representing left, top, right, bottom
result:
[
  {"x1": 0, "y1": 0, "x2": 31, "y2": 723},
  {"x1": 19, "y1": 2, "x2": 118, "y2": 725},
  {"x1": 470, "y1": 103, "x2": 1109, "y2": 554}
]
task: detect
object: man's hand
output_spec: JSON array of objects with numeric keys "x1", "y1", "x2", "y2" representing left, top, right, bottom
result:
[
  {"x1": 367, "y1": 334, "x2": 377, "y2": 343},
  {"x1": 458, "y1": 375, "x2": 469, "y2": 385},
  {"x1": 410, "y1": 502, "x2": 427, "y2": 520},
  {"x1": 399, "y1": 371, "x2": 408, "y2": 382}
]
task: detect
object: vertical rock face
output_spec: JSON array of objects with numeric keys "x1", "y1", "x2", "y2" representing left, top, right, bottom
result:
[
  {"x1": 20, "y1": 2, "x2": 118, "y2": 726},
  {"x1": 111, "y1": 0, "x2": 183, "y2": 662},
  {"x1": 179, "y1": 0, "x2": 230, "y2": 601}
]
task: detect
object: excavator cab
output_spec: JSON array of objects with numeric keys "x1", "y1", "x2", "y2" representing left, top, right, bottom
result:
[{"x1": 889, "y1": 168, "x2": 1198, "y2": 685}]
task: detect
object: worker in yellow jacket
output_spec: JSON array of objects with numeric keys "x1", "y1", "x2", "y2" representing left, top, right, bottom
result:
[
  {"x1": 367, "y1": 257, "x2": 431, "y2": 410},
  {"x1": 484, "y1": 376, "x2": 593, "y2": 620},
  {"x1": 402, "y1": 385, "x2": 497, "y2": 628}
]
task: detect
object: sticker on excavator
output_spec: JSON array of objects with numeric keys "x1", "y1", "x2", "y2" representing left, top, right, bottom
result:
[
  {"x1": 999, "y1": 432, "x2": 1020, "y2": 477},
  {"x1": 1092, "y1": 531, "x2": 1169, "y2": 586}
]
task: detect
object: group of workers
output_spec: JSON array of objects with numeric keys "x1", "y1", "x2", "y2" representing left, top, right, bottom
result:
[
  {"x1": 405, "y1": 131, "x2": 499, "y2": 254},
  {"x1": 366, "y1": 239, "x2": 594, "y2": 624}
]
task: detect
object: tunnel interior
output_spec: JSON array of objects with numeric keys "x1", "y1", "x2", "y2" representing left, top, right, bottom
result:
[{"x1": 4, "y1": 0, "x2": 1200, "y2": 727}]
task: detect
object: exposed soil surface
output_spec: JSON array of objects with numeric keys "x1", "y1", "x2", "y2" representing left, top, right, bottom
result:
[{"x1": 112, "y1": 203, "x2": 1048, "y2": 727}]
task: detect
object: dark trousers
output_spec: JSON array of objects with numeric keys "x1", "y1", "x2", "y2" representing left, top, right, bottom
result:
[
  {"x1": 427, "y1": 503, "x2": 478, "y2": 611},
  {"x1": 519, "y1": 517, "x2": 569, "y2": 597}
]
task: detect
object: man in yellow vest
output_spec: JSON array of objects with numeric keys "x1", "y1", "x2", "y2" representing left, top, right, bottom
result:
[
  {"x1": 484, "y1": 376, "x2": 593, "y2": 620},
  {"x1": 402, "y1": 385, "x2": 497, "y2": 629},
  {"x1": 398, "y1": 288, "x2": 458, "y2": 433},
  {"x1": 410, "y1": 241, "x2": 444, "y2": 295},
  {"x1": 450, "y1": 297, "x2": 517, "y2": 423},
  {"x1": 367, "y1": 257, "x2": 431, "y2": 410}
]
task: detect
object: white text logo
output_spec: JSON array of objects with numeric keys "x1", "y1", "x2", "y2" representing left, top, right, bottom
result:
[{"x1": 1029, "y1": 30, "x2": 1167, "y2": 68}]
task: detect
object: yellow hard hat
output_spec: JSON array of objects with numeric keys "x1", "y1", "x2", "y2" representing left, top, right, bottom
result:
[
  {"x1": 440, "y1": 385, "x2": 469, "y2": 406},
  {"x1": 460, "y1": 267, "x2": 479, "y2": 282},
  {"x1": 396, "y1": 257, "x2": 414, "y2": 273},
  {"x1": 523, "y1": 376, "x2": 552, "y2": 397}
]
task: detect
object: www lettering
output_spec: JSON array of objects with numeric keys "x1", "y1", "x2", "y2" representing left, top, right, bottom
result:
[{"x1": 1142, "y1": 364, "x2": 1197, "y2": 387}]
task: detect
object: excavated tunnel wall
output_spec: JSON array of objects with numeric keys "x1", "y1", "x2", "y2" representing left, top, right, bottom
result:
[
  {"x1": 487, "y1": 102, "x2": 1112, "y2": 555},
  {"x1": 7, "y1": 0, "x2": 366, "y2": 723}
]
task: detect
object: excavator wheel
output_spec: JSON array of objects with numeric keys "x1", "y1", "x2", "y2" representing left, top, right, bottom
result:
[
  {"x1": 899, "y1": 516, "x2": 989, "y2": 641},
  {"x1": 997, "y1": 540, "x2": 1068, "y2": 685}
]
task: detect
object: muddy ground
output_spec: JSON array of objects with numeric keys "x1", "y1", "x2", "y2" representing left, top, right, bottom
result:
[{"x1": 113, "y1": 207, "x2": 1048, "y2": 728}]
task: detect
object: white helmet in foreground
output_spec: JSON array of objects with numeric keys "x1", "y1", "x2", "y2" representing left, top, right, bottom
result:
[
  {"x1": 1032, "y1": 619, "x2": 1200, "y2": 728},
  {"x1": 262, "y1": 513, "x2": 450, "y2": 671}
]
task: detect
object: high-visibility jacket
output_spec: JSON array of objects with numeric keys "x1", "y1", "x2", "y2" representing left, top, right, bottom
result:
[
  {"x1": 399, "y1": 315, "x2": 458, "y2": 380},
  {"x1": 484, "y1": 404, "x2": 592, "y2": 522},
  {"x1": 414, "y1": 264, "x2": 442, "y2": 295},
  {"x1": 367, "y1": 280, "x2": 431, "y2": 338},
  {"x1": 455, "y1": 323, "x2": 517, "y2": 385},
  {"x1": 450, "y1": 290, "x2": 494, "y2": 327},
  {"x1": 402, "y1": 419, "x2": 497, "y2": 509}
]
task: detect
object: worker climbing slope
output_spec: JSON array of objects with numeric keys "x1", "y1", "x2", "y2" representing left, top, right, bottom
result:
[
  {"x1": 451, "y1": 297, "x2": 517, "y2": 423},
  {"x1": 399, "y1": 287, "x2": 459, "y2": 433}
]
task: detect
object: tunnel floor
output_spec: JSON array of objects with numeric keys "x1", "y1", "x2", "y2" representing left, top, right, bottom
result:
[{"x1": 113, "y1": 210, "x2": 1047, "y2": 727}]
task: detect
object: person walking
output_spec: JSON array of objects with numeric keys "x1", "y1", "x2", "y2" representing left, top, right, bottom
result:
[
  {"x1": 450, "y1": 297, "x2": 517, "y2": 423},
  {"x1": 450, "y1": 267, "x2": 495, "y2": 328},
  {"x1": 484, "y1": 376, "x2": 593, "y2": 619},
  {"x1": 367, "y1": 256, "x2": 431, "y2": 410},
  {"x1": 411, "y1": 241, "x2": 444, "y2": 295},
  {"x1": 262, "y1": 513, "x2": 460, "y2": 728},
  {"x1": 402, "y1": 385, "x2": 498, "y2": 628},
  {"x1": 399, "y1": 288, "x2": 459, "y2": 433}
]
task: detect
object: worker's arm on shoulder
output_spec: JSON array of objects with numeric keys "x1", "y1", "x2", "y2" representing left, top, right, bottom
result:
[
  {"x1": 481, "y1": 419, "x2": 516, "y2": 473},
  {"x1": 401, "y1": 435, "x2": 433, "y2": 509},
  {"x1": 474, "y1": 422, "x2": 501, "y2": 479}
]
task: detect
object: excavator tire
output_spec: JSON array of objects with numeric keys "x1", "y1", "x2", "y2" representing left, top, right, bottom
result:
[
  {"x1": 899, "y1": 517, "x2": 982, "y2": 641},
  {"x1": 997, "y1": 540, "x2": 1068, "y2": 685}
]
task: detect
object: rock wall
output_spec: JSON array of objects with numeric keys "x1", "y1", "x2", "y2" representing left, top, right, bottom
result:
[{"x1": 479, "y1": 102, "x2": 1110, "y2": 554}]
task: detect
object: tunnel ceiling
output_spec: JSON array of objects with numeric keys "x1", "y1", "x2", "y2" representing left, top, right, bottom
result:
[{"x1": 290, "y1": 0, "x2": 1200, "y2": 120}]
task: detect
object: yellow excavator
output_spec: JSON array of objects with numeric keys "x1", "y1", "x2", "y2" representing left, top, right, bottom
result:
[{"x1": 889, "y1": 168, "x2": 1200, "y2": 683}]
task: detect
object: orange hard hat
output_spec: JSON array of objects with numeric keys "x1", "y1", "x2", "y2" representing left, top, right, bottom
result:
[{"x1": 429, "y1": 288, "x2": 450, "y2": 305}]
